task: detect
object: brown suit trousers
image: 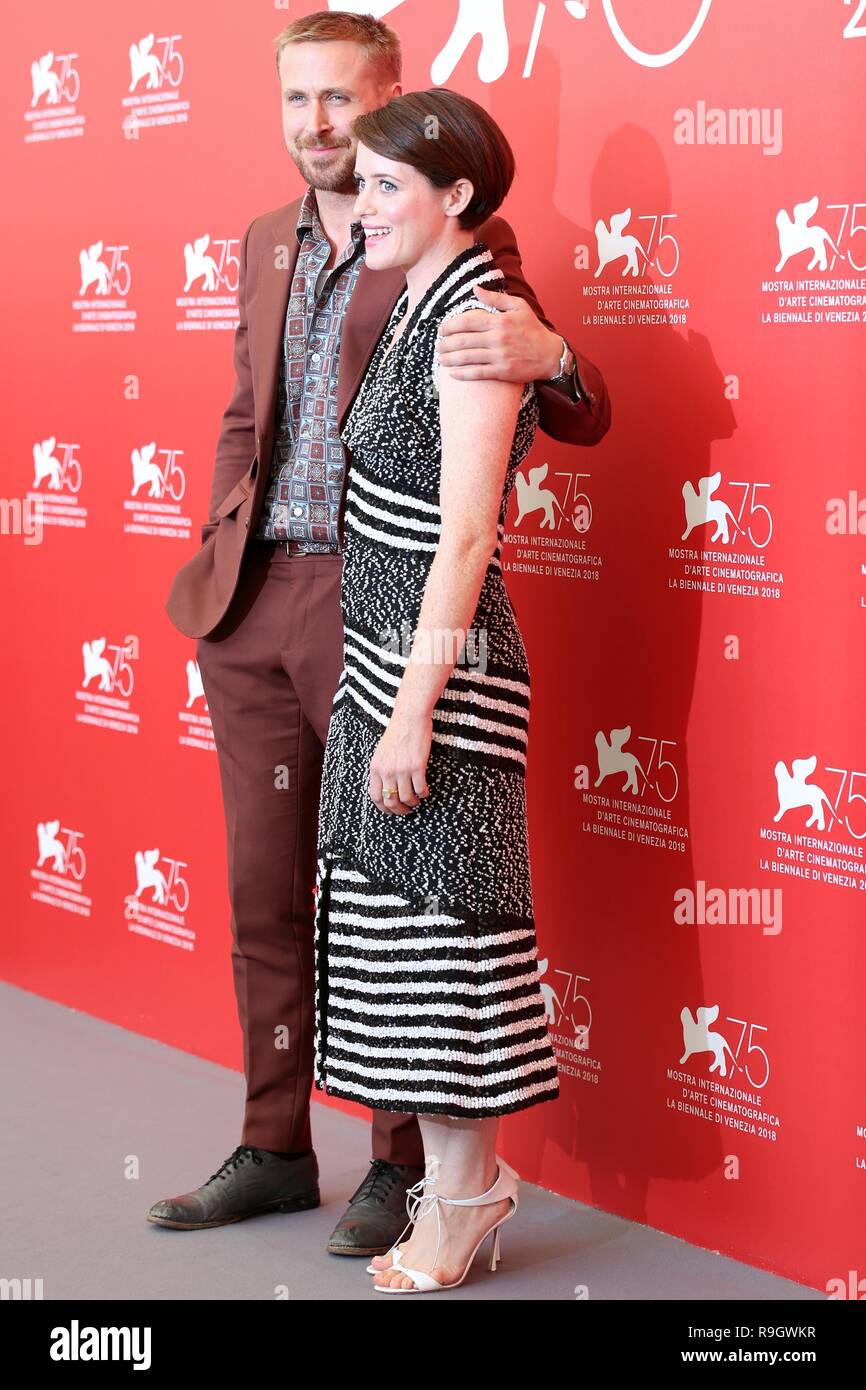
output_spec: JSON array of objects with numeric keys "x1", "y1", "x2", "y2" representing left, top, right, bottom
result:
[{"x1": 196, "y1": 539, "x2": 424, "y2": 1164}]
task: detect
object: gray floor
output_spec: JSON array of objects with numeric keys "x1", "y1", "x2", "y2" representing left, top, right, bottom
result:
[{"x1": 1, "y1": 983, "x2": 818, "y2": 1301}]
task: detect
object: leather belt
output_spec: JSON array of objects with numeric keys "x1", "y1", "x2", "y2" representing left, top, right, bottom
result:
[{"x1": 273, "y1": 538, "x2": 339, "y2": 558}]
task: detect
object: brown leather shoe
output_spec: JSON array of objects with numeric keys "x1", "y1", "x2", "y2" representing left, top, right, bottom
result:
[
  {"x1": 147, "y1": 1145, "x2": 320, "y2": 1229},
  {"x1": 326, "y1": 1159, "x2": 425, "y2": 1257}
]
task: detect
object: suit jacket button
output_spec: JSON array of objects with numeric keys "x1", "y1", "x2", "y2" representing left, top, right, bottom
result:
[
  {"x1": 590, "y1": 392, "x2": 597, "y2": 403},
  {"x1": 244, "y1": 518, "x2": 250, "y2": 527}
]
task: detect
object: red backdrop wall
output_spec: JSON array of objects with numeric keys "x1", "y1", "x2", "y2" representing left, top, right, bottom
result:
[{"x1": 3, "y1": 1, "x2": 864, "y2": 1295}]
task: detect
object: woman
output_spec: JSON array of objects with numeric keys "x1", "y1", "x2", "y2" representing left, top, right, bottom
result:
[{"x1": 312, "y1": 88, "x2": 560, "y2": 1294}]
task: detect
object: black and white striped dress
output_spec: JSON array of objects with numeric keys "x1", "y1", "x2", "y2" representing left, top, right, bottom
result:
[{"x1": 312, "y1": 241, "x2": 560, "y2": 1119}]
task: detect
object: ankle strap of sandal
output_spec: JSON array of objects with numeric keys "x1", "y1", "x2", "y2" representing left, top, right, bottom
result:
[{"x1": 403, "y1": 1155, "x2": 520, "y2": 1273}]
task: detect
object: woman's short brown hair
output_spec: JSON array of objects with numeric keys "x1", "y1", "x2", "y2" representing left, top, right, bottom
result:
[{"x1": 351, "y1": 88, "x2": 514, "y2": 231}]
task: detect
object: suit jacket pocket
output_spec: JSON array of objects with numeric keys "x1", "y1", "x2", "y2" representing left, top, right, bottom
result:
[{"x1": 216, "y1": 472, "x2": 254, "y2": 517}]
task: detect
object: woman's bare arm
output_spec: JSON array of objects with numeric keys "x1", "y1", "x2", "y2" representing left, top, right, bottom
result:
[
  {"x1": 394, "y1": 367, "x2": 523, "y2": 720},
  {"x1": 369, "y1": 361, "x2": 525, "y2": 811}
]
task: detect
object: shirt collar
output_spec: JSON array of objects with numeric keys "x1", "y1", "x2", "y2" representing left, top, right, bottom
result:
[{"x1": 295, "y1": 185, "x2": 365, "y2": 249}]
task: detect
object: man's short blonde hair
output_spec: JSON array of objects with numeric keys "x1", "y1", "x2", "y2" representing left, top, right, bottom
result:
[{"x1": 273, "y1": 9, "x2": 402, "y2": 87}]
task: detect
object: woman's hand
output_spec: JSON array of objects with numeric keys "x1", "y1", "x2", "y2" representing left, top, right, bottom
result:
[{"x1": 369, "y1": 711, "x2": 432, "y2": 815}]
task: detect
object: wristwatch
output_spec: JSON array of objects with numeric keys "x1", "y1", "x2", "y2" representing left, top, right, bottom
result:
[{"x1": 549, "y1": 336, "x2": 584, "y2": 402}]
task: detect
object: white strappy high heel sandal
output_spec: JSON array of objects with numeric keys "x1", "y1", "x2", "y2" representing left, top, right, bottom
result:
[{"x1": 367, "y1": 1153, "x2": 520, "y2": 1294}]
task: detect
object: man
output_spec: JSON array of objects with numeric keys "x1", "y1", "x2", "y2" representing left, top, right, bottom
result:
[{"x1": 152, "y1": 11, "x2": 610, "y2": 1256}]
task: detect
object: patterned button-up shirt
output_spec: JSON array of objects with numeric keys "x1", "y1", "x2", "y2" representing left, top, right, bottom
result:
[{"x1": 254, "y1": 185, "x2": 366, "y2": 552}]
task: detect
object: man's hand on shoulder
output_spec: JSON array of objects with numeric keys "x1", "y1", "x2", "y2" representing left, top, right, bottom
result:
[{"x1": 436, "y1": 284, "x2": 564, "y2": 384}]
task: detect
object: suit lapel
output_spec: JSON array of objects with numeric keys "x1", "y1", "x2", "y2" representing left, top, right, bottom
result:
[{"x1": 253, "y1": 205, "x2": 302, "y2": 463}]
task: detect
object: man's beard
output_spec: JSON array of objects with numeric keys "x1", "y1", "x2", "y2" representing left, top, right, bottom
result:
[{"x1": 291, "y1": 140, "x2": 357, "y2": 194}]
